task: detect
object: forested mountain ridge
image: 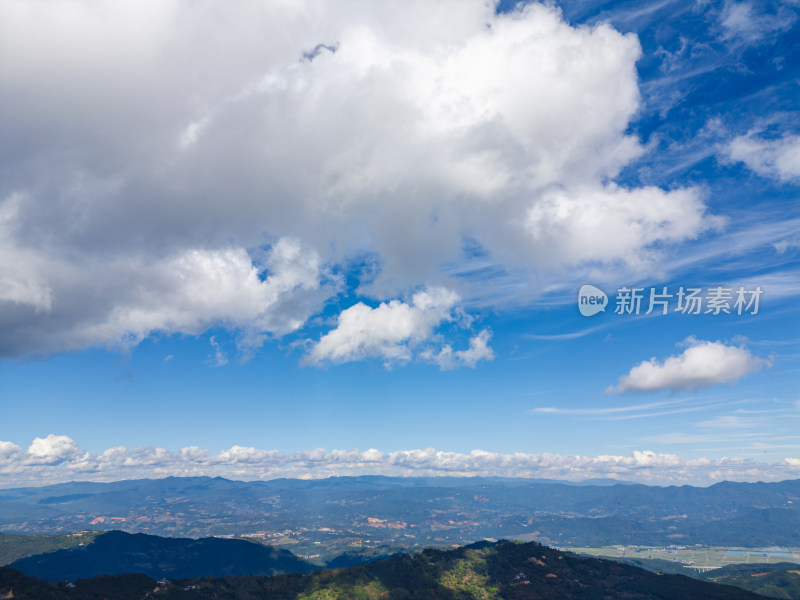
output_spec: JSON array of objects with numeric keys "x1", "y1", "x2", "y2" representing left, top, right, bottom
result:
[
  {"x1": 0, "y1": 540, "x2": 774, "y2": 600},
  {"x1": 6, "y1": 530, "x2": 316, "y2": 581}
]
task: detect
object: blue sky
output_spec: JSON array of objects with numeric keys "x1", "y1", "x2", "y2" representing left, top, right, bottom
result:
[{"x1": 0, "y1": 0, "x2": 799, "y2": 486}]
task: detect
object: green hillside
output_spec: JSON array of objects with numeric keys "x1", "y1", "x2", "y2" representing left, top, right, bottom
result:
[{"x1": 0, "y1": 531, "x2": 102, "y2": 566}]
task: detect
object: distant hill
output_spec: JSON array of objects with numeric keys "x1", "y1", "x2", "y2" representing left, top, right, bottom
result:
[
  {"x1": 0, "y1": 540, "x2": 773, "y2": 600},
  {"x1": 8, "y1": 530, "x2": 316, "y2": 582},
  {"x1": 520, "y1": 508, "x2": 800, "y2": 547}
]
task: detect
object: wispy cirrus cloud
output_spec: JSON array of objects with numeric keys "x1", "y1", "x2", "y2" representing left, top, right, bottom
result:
[
  {"x1": 532, "y1": 398, "x2": 690, "y2": 416},
  {"x1": 717, "y1": 1, "x2": 797, "y2": 46},
  {"x1": 695, "y1": 414, "x2": 762, "y2": 429},
  {"x1": 532, "y1": 396, "x2": 749, "y2": 422}
]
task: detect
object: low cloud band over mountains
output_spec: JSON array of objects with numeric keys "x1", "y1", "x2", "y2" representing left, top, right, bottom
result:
[{"x1": 1, "y1": 434, "x2": 799, "y2": 487}]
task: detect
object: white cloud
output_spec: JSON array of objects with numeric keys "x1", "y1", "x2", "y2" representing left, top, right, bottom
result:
[
  {"x1": 422, "y1": 329, "x2": 495, "y2": 370},
  {"x1": 215, "y1": 446, "x2": 283, "y2": 465},
  {"x1": 773, "y1": 238, "x2": 800, "y2": 254},
  {"x1": 0, "y1": 441, "x2": 23, "y2": 464},
  {"x1": 524, "y1": 184, "x2": 721, "y2": 269},
  {"x1": 727, "y1": 132, "x2": 800, "y2": 182},
  {"x1": 609, "y1": 337, "x2": 768, "y2": 394},
  {"x1": 2, "y1": 435, "x2": 800, "y2": 487},
  {"x1": 718, "y1": 1, "x2": 797, "y2": 45},
  {"x1": 24, "y1": 434, "x2": 86, "y2": 466},
  {"x1": 0, "y1": 237, "x2": 331, "y2": 357},
  {"x1": 695, "y1": 415, "x2": 760, "y2": 429},
  {"x1": 208, "y1": 336, "x2": 228, "y2": 367},
  {"x1": 305, "y1": 287, "x2": 461, "y2": 366},
  {"x1": 0, "y1": 1, "x2": 721, "y2": 359}
]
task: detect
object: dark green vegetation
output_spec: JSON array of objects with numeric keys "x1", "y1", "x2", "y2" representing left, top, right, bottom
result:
[
  {"x1": 2, "y1": 476, "x2": 800, "y2": 554},
  {"x1": 8, "y1": 530, "x2": 316, "y2": 581},
  {"x1": 0, "y1": 541, "x2": 773, "y2": 600},
  {"x1": 0, "y1": 530, "x2": 101, "y2": 565},
  {"x1": 703, "y1": 564, "x2": 800, "y2": 599},
  {"x1": 0, "y1": 567, "x2": 154, "y2": 600}
]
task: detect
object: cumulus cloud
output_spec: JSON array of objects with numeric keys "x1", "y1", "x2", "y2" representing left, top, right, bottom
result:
[
  {"x1": 524, "y1": 184, "x2": 721, "y2": 269},
  {"x1": 25, "y1": 434, "x2": 86, "y2": 465},
  {"x1": 0, "y1": 0, "x2": 720, "y2": 359},
  {"x1": 727, "y1": 132, "x2": 800, "y2": 182},
  {"x1": 305, "y1": 287, "x2": 469, "y2": 366},
  {"x1": 1, "y1": 435, "x2": 799, "y2": 488},
  {"x1": 608, "y1": 337, "x2": 769, "y2": 394},
  {"x1": 0, "y1": 435, "x2": 89, "y2": 470}
]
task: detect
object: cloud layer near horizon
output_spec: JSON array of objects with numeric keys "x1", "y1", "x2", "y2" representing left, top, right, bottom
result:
[
  {"x1": 0, "y1": 0, "x2": 719, "y2": 360},
  {"x1": 1, "y1": 435, "x2": 798, "y2": 488}
]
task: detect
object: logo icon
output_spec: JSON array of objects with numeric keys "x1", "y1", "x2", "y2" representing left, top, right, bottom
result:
[{"x1": 578, "y1": 284, "x2": 607, "y2": 317}]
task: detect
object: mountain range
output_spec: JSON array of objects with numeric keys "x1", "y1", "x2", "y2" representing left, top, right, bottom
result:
[{"x1": 2, "y1": 475, "x2": 799, "y2": 553}]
